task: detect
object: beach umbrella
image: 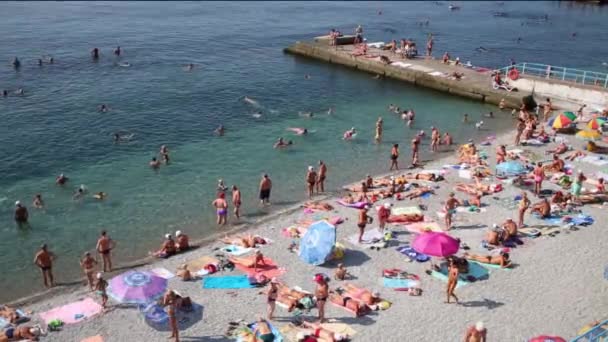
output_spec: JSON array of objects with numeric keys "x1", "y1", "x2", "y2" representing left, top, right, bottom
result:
[
  {"x1": 299, "y1": 220, "x2": 336, "y2": 266},
  {"x1": 552, "y1": 114, "x2": 573, "y2": 129},
  {"x1": 107, "y1": 271, "x2": 167, "y2": 304},
  {"x1": 562, "y1": 111, "x2": 577, "y2": 121},
  {"x1": 412, "y1": 232, "x2": 459, "y2": 257},
  {"x1": 587, "y1": 118, "x2": 606, "y2": 130},
  {"x1": 496, "y1": 160, "x2": 527, "y2": 177},
  {"x1": 575, "y1": 129, "x2": 602, "y2": 141},
  {"x1": 528, "y1": 336, "x2": 566, "y2": 342}
]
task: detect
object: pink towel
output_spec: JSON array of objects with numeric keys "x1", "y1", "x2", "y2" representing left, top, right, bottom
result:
[{"x1": 39, "y1": 297, "x2": 103, "y2": 324}]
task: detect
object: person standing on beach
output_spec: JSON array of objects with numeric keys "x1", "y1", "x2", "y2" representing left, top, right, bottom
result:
[
  {"x1": 518, "y1": 191, "x2": 531, "y2": 228},
  {"x1": 411, "y1": 138, "x2": 420, "y2": 166},
  {"x1": 267, "y1": 278, "x2": 279, "y2": 320},
  {"x1": 446, "y1": 258, "x2": 459, "y2": 304},
  {"x1": 431, "y1": 126, "x2": 440, "y2": 152},
  {"x1": 80, "y1": 252, "x2": 98, "y2": 291},
  {"x1": 515, "y1": 118, "x2": 525, "y2": 145},
  {"x1": 162, "y1": 290, "x2": 180, "y2": 342},
  {"x1": 543, "y1": 98, "x2": 553, "y2": 122},
  {"x1": 443, "y1": 132, "x2": 453, "y2": 146},
  {"x1": 212, "y1": 192, "x2": 228, "y2": 225},
  {"x1": 314, "y1": 274, "x2": 329, "y2": 323},
  {"x1": 306, "y1": 166, "x2": 317, "y2": 198},
  {"x1": 377, "y1": 202, "x2": 391, "y2": 233},
  {"x1": 231, "y1": 185, "x2": 242, "y2": 219},
  {"x1": 426, "y1": 34, "x2": 433, "y2": 57},
  {"x1": 33, "y1": 244, "x2": 55, "y2": 288},
  {"x1": 464, "y1": 321, "x2": 487, "y2": 342},
  {"x1": 259, "y1": 174, "x2": 272, "y2": 205},
  {"x1": 496, "y1": 145, "x2": 507, "y2": 164},
  {"x1": 96, "y1": 230, "x2": 116, "y2": 272},
  {"x1": 444, "y1": 192, "x2": 460, "y2": 230},
  {"x1": 533, "y1": 162, "x2": 545, "y2": 196},
  {"x1": 317, "y1": 160, "x2": 327, "y2": 193},
  {"x1": 357, "y1": 206, "x2": 370, "y2": 243},
  {"x1": 390, "y1": 144, "x2": 399, "y2": 170},
  {"x1": 375, "y1": 117, "x2": 383, "y2": 143},
  {"x1": 95, "y1": 272, "x2": 109, "y2": 309}
]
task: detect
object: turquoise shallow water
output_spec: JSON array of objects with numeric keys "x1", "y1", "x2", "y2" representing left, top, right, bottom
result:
[{"x1": 1, "y1": 1, "x2": 607, "y2": 301}]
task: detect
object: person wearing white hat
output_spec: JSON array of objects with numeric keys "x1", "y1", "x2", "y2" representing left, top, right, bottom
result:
[
  {"x1": 55, "y1": 173, "x2": 68, "y2": 185},
  {"x1": 14, "y1": 200, "x2": 29, "y2": 225},
  {"x1": 175, "y1": 230, "x2": 190, "y2": 251},
  {"x1": 152, "y1": 234, "x2": 176, "y2": 258},
  {"x1": 94, "y1": 272, "x2": 109, "y2": 308},
  {"x1": 306, "y1": 166, "x2": 317, "y2": 198},
  {"x1": 316, "y1": 160, "x2": 327, "y2": 193},
  {"x1": 377, "y1": 202, "x2": 392, "y2": 233},
  {"x1": 464, "y1": 321, "x2": 487, "y2": 341}
]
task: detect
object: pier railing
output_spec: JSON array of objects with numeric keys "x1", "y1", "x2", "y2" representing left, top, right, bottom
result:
[
  {"x1": 570, "y1": 319, "x2": 608, "y2": 341},
  {"x1": 498, "y1": 63, "x2": 608, "y2": 88}
]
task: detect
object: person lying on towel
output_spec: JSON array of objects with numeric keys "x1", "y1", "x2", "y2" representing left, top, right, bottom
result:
[
  {"x1": 222, "y1": 234, "x2": 268, "y2": 248},
  {"x1": 530, "y1": 198, "x2": 551, "y2": 218},
  {"x1": 293, "y1": 320, "x2": 348, "y2": 342},
  {"x1": 229, "y1": 249, "x2": 266, "y2": 272},
  {"x1": 464, "y1": 251, "x2": 512, "y2": 268},
  {"x1": 303, "y1": 202, "x2": 334, "y2": 211},
  {"x1": 329, "y1": 292, "x2": 369, "y2": 317},
  {"x1": 404, "y1": 186, "x2": 434, "y2": 200},
  {"x1": 0, "y1": 325, "x2": 42, "y2": 342}
]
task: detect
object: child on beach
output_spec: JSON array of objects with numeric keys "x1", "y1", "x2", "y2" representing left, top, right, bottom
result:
[{"x1": 95, "y1": 273, "x2": 108, "y2": 309}]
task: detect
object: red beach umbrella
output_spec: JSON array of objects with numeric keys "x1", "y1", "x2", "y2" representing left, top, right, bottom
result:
[{"x1": 528, "y1": 336, "x2": 567, "y2": 342}]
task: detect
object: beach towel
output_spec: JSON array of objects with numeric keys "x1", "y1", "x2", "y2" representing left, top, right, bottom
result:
[
  {"x1": 455, "y1": 206, "x2": 486, "y2": 213},
  {"x1": 458, "y1": 169, "x2": 472, "y2": 179},
  {"x1": 234, "y1": 256, "x2": 286, "y2": 279},
  {"x1": 444, "y1": 164, "x2": 469, "y2": 170},
  {"x1": 280, "y1": 323, "x2": 356, "y2": 342},
  {"x1": 39, "y1": 298, "x2": 103, "y2": 325},
  {"x1": 348, "y1": 229, "x2": 385, "y2": 245},
  {"x1": 139, "y1": 302, "x2": 203, "y2": 331},
  {"x1": 237, "y1": 321, "x2": 283, "y2": 342},
  {"x1": 202, "y1": 275, "x2": 254, "y2": 289},
  {"x1": 81, "y1": 336, "x2": 104, "y2": 342},
  {"x1": 536, "y1": 214, "x2": 563, "y2": 226},
  {"x1": 430, "y1": 262, "x2": 489, "y2": 287},
  {"x1": 186, "y1": 255, "x2": 219, "y2": 272},
  {"x1": 392, "y1": 206, "x2": 423, "y2": 216},
  {"x1": 336, "y1": 200, "x2": 368, "y2": 209},
  {"x1": 395, "y1": 245, "x2": 430, "y2": 262},
  {"x1": 404, "y1": 221, "x2": 442, "y2": 233},
  {"x1": 469, "y1": 260, "x2": 511, "y2": 271},
  {"x1": 382, "y1": 277, "x2": 420, "y2": 288},
  {"x1": 149, "y1": 268, "x2": 175, "y2": 279},
  {"x1": 220, "y1": 245, "x2": 252, "y2": 256}
]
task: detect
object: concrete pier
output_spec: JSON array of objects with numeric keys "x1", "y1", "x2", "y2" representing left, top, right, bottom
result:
[{"x1": 284, "y1": 41, "x2": 608, "y2": 110}]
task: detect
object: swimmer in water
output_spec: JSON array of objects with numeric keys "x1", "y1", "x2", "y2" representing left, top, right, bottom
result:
[
  {"x1": 99, "y1": 104, "x2": 109, "y2": 112},
  {"x1": 12, "y1": 57, "x2": 21, "y2": 69},
  {"x1": 56, "y1": 173, "x2": 68, "y2": 186},
  {"x1": 2, "y1": 90, "x2": 8, "y2": 97},
  {"x1": 215, "y1": 124, "x2": 225, "y2": 136},
  {"x1": 327, "y1": 107, "x2": 334, "y2": 115},
  {"x1": 114, "y1": 46, "x2": 121, "y2": 56},
  {"x1": 150, "y1": 157, "x2": 161, "y2": 169},
  {"x1": 343, "y1": 127, "x2": 356, "y2": 140},
  {"x1": 273, "y1": 137, "x2": 293, "y2": 148},
  {"x1": 14, "y1": 88, "x2": 24, "y2": 96},
  {"x1": 252, "y1": 111, "x2": 262, "y2": 118},
  {"x1": 94, "y1": 192, "x2": 107, "y2": 200},
  {"x1": 299, "y1": 111, "x2": 314, "y2": 118},
  {"x1": 186, "y1": 63, "x2": 194, "y2": 71},
  {"x1": 463, "y1": 113, "x2": 469, "y2": 123},
  {"x1": 33, "y1": 194, "x2": 44, "y2": 209},
  {"x1": 243, "y1": 96, "x2": 259, "y2": 107},
  {"x1": 73, "y1": 185, "x2": 87, "y2": 200},
  {"x1": 287, "y1": 127, "x2": 308, "y2": 135},
  {"x1": 484, "y1": 111, "x2": 494, "y2": 118},
  {"x1": 305, "y1": 74, "x2": 311, "y2": 79},
  {"x1": 38, "y1": 59, "x2": 43, "y2": 66}
]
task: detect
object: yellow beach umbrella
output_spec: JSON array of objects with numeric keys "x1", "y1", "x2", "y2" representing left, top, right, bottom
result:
[
  {"x1": 552, "y1": 114, "x2": 573, "y2": 129},
  {"x1": 576, "y1": 129, "x2": 602, "y2": 141}
]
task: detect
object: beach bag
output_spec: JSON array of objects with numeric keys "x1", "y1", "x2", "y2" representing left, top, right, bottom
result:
[{"x1": 48, "y1": 319, "x2": 64, "y2": 331}]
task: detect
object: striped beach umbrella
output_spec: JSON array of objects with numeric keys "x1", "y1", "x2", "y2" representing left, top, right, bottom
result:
[
  {"x1": 552, "y1": 114, "x2": 573, "y2": 129},
  {"x1": 587, "y1": 118, "x2": 606, "y2": 130},
  {"x1": 562, "y1": 111, "x2": 577, "y2": 121},
  {"x1": 575, "y1": 130, "x2": 602, "y2": 141}
]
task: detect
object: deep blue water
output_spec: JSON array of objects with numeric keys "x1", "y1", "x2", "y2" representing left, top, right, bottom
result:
[{"x1": 0, "y1": 1, "x2": 607, "y2": 301}]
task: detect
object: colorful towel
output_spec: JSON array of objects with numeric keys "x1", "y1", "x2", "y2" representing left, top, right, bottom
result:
[
  {"x1": 202, "y1": 275, "x2": 254, "y2": 289},
  {"x1": 395, "y1": 245, "x2": 430, "y2": 262},
  {"x1": 405, "y1": 221, "x2": 443, "y2": 233},
  {"x1": 382, "y1": 277, "x2": 420, "y2": 288},
  {"x1": 234, "y1": 257, "x2": 286, "y2": 279},
  {"x1": 149, "y1": 268, "x2": 175, "y2": 279},
  {"x1": 237, "y1": 321, "x2": 283, "y2": 342},
  {"x1": 39, "y1": 298, "x2": 103, "y2": 325},
  {"x1": 469, "y1": 260, "x2": 512, "y2": 271},
  {"x1": 392, "y1": 206, "x2": 423, "y2": 216},
  {"x1": 220, "y1": 245, "x2": 252, "y2": 256},
  {"x1": 347, "y1": 229, "x2": 384, "y2": 245},
  {"x1": 430, "y1": 262, "x2": 489, "y2": 287}
]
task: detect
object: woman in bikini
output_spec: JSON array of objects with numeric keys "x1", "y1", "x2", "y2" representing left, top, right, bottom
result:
[
  {"x1": 212, "y1": 192, "x2": 229, "y2": 225},
  {"x1": 314, "y1": 274, "x2": 329, "y2": 322},
  {"x1": 267, "y1": 278, "x2": 279, "y2": 320},
  {"x1": 464, "y1": 251, "x2": 512, "y2": 268}
]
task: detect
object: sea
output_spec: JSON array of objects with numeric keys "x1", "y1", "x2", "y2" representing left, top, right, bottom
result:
[{"x1": 1, "y1": 1, "x2": 607, "y2": 302}]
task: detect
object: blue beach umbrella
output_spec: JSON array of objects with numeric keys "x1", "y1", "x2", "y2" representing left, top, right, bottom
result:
[
  {"x1": 299, "y1": 221, "x2": 336, "y2": 266},
  {"x1": 496, "y1": 161, "x2": 527, "y2": 177}
]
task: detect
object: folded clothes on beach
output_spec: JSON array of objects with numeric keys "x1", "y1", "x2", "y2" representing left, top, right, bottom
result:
[
  {"x1": 395, "y1": 245, "x2": 430, "y2": 262},
  {"x1": 336, "y1": 200, "x2": 368, "y2": 209},
  {"x1": 234, "y1": 256, "x2": 286, "y2": 279},
  {"x1": 202, "y1": 275, "x2": 254, "y2": 289},
  {"x1": 149, "y1": 267, "x2": 175, "y2": 279},
  {"x1": 220, "y1": 245, "x2": 252, "y2": 256},
  {"x1": 39, "y1": 297, "x2": 103, "y2": 325}
]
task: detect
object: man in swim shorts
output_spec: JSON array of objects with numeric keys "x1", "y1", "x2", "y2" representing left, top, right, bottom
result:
[
  {"x1": 357, "y1": 206, "x2": 370, "y2": 243},
  {"x1": 212, "y1": 192, "x2": 229, "y2": 225},
  {"x1": 390, "y1": 144, "x2": 399, "y2": 170},
  {"x1": 259, "y1": 174, "x2": 272, "y2": 205},
  {"x1": 33, "y1": 244, "x2": 55, "y2": 288},
  {"x1": 80, "y1": 252, "x2": 98, "y2": 291},
  {"x1": 96, "y1": 230, "x2": 115, "y2": 272},
  {"x1": 317, "y1": 160, "x2": 327, "y2": 193},
  {"x1": 314, "y1": 274, "x2": 329, "y2": 323},
  {"x1": 444, "y1": 193, "x2": 460, "y2": 230},
  {"x1": 306, "y1": 166, "x2": 317, "y2": 198},
  {"x1": 232, "y1": 185, "x2": 242, "y2": 219}
]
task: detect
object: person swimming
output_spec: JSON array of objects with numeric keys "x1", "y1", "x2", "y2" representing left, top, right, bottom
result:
[
  {"x1": 99, "y1": 104, "x2": 109, "y2": 112},
  {"x1": 12, "y1": 57, "x2": 20, "y2": 69},
  {"x1": 73, "y1": 185, "x2": 87, "y2": 200},
  {"x1": 91, "y1": 48, "x2": 100, "y2": 59},
  {"x1": 14, "y1": 88, "x2": 24, "y2": 96},
  {"x1": 343, "y1": 127, "x2": 356, "y2": 140},
  {"x1": 243, "y1": 96, "x2": 260, "y2": 107},
  {"x1": 273, "y1": 137, "x2": 293, "y2": 148},
  {"x1": 287, "y1": 127, "x2": 308, "y2": 135},
  {"x1": 114, "y1": 46, "x2": 121, "y2": 56},
  {"x1": 214, "y1": 124, "x2": 225, "y2": 136},
  {"x1": 299, "y1": 111, "x2": 314, "y2": 118},
  {"x1": 94, "y1": 192, "x2": 107, "y2": 200}
]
